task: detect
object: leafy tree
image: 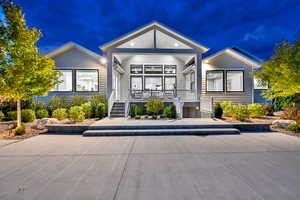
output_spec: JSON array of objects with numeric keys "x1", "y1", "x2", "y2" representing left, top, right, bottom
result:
[
  {"x1": 255, "y1": 35, "x2": 300, "y2": 101},
  {"x1": 0, "y1": 1, "x2": 60, "y2": 127}
]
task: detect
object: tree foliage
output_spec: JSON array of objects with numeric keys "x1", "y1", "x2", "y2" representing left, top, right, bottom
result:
[{"x1": 255, "y1": 37, "x2": 300, "y2": 100}]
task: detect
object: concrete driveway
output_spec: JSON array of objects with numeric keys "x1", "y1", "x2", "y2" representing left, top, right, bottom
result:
[{"x1": 0, "y1": 133, "x2": 300, "y2": 200}]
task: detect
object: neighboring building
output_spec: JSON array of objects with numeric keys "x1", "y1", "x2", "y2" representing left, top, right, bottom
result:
[{"x1": 41, "y1": 21, "x2": 269, "y2": 118}]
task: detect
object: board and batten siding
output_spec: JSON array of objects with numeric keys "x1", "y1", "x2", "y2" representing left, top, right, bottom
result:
[
  {"x1": 37, "y1": 47, "x2": 107, "y2": 103},
  {"x1": 201, "y1": 53, "x2": 254, "y2": 105}
]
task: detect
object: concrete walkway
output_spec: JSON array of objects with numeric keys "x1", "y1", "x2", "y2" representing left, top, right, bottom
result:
[{"x1": 0, "y1": 133, "x2": 300, "y2": 199}]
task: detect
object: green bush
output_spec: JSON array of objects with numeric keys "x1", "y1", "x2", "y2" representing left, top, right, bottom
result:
[
  {"x1": 220, "y1": 101, "x2": 234, "y2": 117},
  {"x1": 163, "y1": 104, "x2": 177, "y2": 119},
  {"x1": 69, "y1": 106, "x2": 85, "y2": 122},
  {"x1": 262, "y1": 104, "x2": 274, "y2": 116},
  {"x1": 247, "y1": 104, "x2": 265, "y2": 118},
  {"x1": 232, "y1": 105, "x2": 250, "y2": 121},
  {"x1": 145, "y1": 99, "x2": 164, "y2": 116},
  {"x1": 130, "y1": 104, "x2": 143, "y2": 118},
  {"x1": 13, "y1": 125, "x2": 26, "y2": 135},
  {"x1": 91, "y1": 95, "x2": 107, "y2": 117},
  {"x1": 286, "y1": 123, "x2": 300, "y2": 133},
  {"x1": 0, "y1": 99, "x2": 31, "y2": 114},
  {"x1": 7, "y1": 111, "x2": 16, "y2": 121},
  {"x1": 21, "y1": 109, "x2": 36, "y2": 122},
  {"x1": 96, "y1": 103, "x2": 106, "y2": 119},
  {"x1": 30, "y1": 100, "x2": 46, "y2": 111},
  {"x1": 47, "y1": 96, "x2": 69, "y2": 112},
  {"x1": 0, "y1": 111, "x2": 4, "y2": 121},
  {"x1": 213, "y1": 103, "x2": 223, "y2": 119},
  {"x1": 52, "y1": 108, "x2": 68, "y2": 120},
  {"x1": 71, "y1": 96, "x2": 87, "y2": 106},
  {"x1": 36, "y1": 109, "x2": 49, "y2": 119},
  {"x1": 81, "y1": 102, "x2": 93, "y2": 118}
]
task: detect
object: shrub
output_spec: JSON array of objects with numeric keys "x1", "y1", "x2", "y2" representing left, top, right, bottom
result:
[
  {"x1": 30, "y1": 100, "x2": 46, "y2": 111},
  {"x1": 220, "y1": 101, "x2": 234, "y2": 117},
  {"x1": 96, "y1": 103, "x2": 106, "y2": 119},
  {"x1": 69, "y1": 106, "x2": 85, "y2": 122},
  {"x1": 81, "y1": 102, "x2": 93, "y2": 118},
  {"x1": 0, "y1": 99, "x2": 31, "y2": 114},
  {"x1": 213, "y1": 103, "x2": 223, "y2": 119},
  {"x1": 130, "y1": 104, "x2": 142, "y2": 118},
  {"x1": 47, "y1": 96, "x2": 69, "y2": 112},
  {"x1": 36, "y1": 109, "x2": 49, "y2": 119},
  {"x1": 232, "y1": 105, "x2": 250, "y2": 121},
  {"x1": 262, "y1": 104, "x2": 274, "y2": 116},
  {"x1": 283, "y1": 105, "x2": 300, "y2": 123},
  {"x1": 52, "y1": 108, "x2": 68, "y2": 120},
  {"x1": 13, "y1": 125, "x2": 26, "y2": 135},
  {"x1": 247, "y1": 104, "x2": 265, "y2": 118},
  {"x1": 71, "y1": 96, "x2": 87, "y2": 106},
  {"x1": 7, "y1": 111, "x2": 16, "y2": 120},
  {"x1": 286, "y1": 123, "x2": 300, "y2": 133},
  {"x1": 21, "y1": 109, "x2": 36, "y2": 122},
  {"x1": 0, "y1": 111, "x2": 4, "y2": 121},
  {"x1": 91, "y1": 95, "x2": 107, "y2": 117},
  {"x1": 145, "y1": 99, "x2": 164, "y2": 116},
  {"x1": 163, "y1": 104, "x2": 177, "y2": 119}
]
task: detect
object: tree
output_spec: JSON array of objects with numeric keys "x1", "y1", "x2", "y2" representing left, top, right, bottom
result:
[
  {"x1": 0, "y1": 0, "x2": 60, "y2": 127},
  {"x1": 255, "y1": 35, "x2": 300, "y2": 100}
]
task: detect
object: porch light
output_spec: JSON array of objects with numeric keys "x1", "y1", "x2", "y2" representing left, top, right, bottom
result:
[
  {"x1": 130, "y1": 42, "x2": 135, "y2": 47},
  {"x1": 100, "y1": 57, "x2": 107, "y2": 64},
  {"x1": 174, "y1": 42, "x2": 179, "y2": 47}
]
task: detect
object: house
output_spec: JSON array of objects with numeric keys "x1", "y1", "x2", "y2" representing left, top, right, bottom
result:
[{"x1": 41, "y1": 21, "x2": 268, "y2": 118}]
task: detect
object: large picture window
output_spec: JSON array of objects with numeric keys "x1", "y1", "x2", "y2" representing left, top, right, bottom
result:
[
  {"x1": 206, "y1": 71, "x2": 224, "y2": 92},
  {"x1": 131, "y1": 76, "x2": 143, "y2": 90},
  {"x1": 76, "y1": 70, "x2": 98, "y2": 91},
  {"x1": 52, "y1": 70, "x2": 73, "y2": 91},
  {"x1": 164, "y1": 76, "x2": 176, "y2": 90},
  {"x1": 144, "y1": 76, "x2": 163, "y2": 90},
  {"x1": 226, "y1": 71, "x2": 243, "y2": 92}
]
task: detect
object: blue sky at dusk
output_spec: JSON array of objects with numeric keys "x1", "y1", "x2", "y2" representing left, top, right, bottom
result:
[{"x1": 2, "y1": 0, "x2": 300, "y2": 59}]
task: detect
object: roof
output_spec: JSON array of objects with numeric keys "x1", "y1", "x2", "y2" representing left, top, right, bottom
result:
[
  {"x1": 202, "y1": 47, "x2": 262, "y2": 67},
  {"x1": 100, "y1": 21, "x2": 209, "y2": 52},
  {"x1": 47, "y1": 42, "x2": 103, "y2": 59}
]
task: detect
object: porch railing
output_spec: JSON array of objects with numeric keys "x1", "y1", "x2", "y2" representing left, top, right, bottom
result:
[{"x1": 128, "y1": 89, "x2": 197, "y2": 101}]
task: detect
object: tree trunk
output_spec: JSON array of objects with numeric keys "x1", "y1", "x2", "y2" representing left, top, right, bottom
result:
[{"x1": 16, "y1": 99, "x2": 21, "y2": 127}]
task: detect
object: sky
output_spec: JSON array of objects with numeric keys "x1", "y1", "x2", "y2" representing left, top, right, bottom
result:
[{"x1": 1, "y1": 0, "x2": 300, "y2": 59}]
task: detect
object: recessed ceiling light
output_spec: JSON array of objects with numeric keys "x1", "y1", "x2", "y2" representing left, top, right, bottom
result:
[
  {"x1": 100, "y1": 57, "x2": 107, "y2": 64},
  {"x1": 130, "y1": 42, "x2": 135, "y2": 46},
  {"x1": 174, "y1": 42, "x2": 179, "y2": 47}
]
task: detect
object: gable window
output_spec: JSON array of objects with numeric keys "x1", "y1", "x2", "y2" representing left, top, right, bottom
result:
[
  {"x1": 164, "y1": 65, "x2": 176, "y2": 74},
  {"x1": 76, "y1": 70, "x2": 98, "y2": 92},
  {"x1": 144, "y1": 65, "x2": 163, "y2": 74},
  {"x1": 226, "y1": 71, "x2": 243, "y2": 92},
  {"x1": 206, "y1": 71, "x2": 224, "y2": 92},
  {"x1": 130, "y1": 65, "x2": 143, "y2": 74},
  {"x1": 52, "y1": 70, "x2": 73, "y2": 91}
]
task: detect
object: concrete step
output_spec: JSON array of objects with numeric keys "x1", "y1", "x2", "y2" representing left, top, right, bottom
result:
[
  {"x1": 110, "y1": 114, "x2": 125, "y2": 118},
  {"x1": 83, "y1": 128, "x2": 240, "y2": 136},
  {"x1": 110, "y1": 111, "x2": 125, "y2": 114}
]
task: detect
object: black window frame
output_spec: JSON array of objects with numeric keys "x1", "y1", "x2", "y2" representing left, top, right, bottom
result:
[
  {"x1": 144, "y1": 76, "x2": 163, "y2": 91},
  {"x1": 164, "y1": 65, "x2": 177, "y2": 74},
  {"x1": 226, "y1": 70, "x2": 244, "y2": 92},
  {"x1": 144, "y1": 65, "x2": 163, "y2": 74},
  {"x1": 130, "y1": 64, "x2": 143, "y2": 74},
  {"x1": 206, "y1": 70, "x2": 225, "y2": 92},
  {"x1": 75, "y1": 69, "x2": 99, "y2": 92},
  {"x1": 52, "y1": 69, "x2": 73, "y2": 92}
]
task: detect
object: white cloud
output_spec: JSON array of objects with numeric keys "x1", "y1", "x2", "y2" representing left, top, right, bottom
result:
[{"x1": 243, "y1": 25, "x2": 266, "y2": 41}]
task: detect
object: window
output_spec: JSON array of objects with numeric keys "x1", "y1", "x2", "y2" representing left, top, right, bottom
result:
[
  {"x1": 164, "y1": 65, "x2": 176, "y2": 74},
  {"x1": 144, "y1": 76, "x2": 163, "y2": 90},
  {"x1": 164, "y1": 76, "x2": 176, "y2": 90},
  {"x1": 206, "y1": 71, "x2": 224, "y2": 92},
  {"x1": 190, "y1": 71, "x2": 195, "y2": 90},
  {"x1": 130, "y1": 65, "x2": 143, "y2": 74},
  {"x1": 226, "y1": 71, "x2": 243, "y2": 92},
  {"x1": 52, "y1": 70, "x2": 73, "y2": 91},
  {"x1": 76, "y1": 70, "x2": 98, "y2": 91},
  {"x1": 254, "y1": 77, "x2": 268, "y2": 89},
  {"x1": 144, "y1": 65, "x2": 163, "y2": 74},
  {"x1": 131, "y1": 76, "x2": 143, "y2": 90}
]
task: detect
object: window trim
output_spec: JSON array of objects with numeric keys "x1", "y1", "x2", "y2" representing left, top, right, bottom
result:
[
  {"x1": 226, "y1": 70, "x2": 244, "y2": 92},
  {"x1": 52, "y1": 69, "x2": 73, "y2": 92},
  {"x1": 130, "y1": 76, "x2": 143, "y2": 91},
  {"x1": 206, "y1": 70, "x2": 224, "y2": 92},
  {"x1": 75, "y1": 69, "x2": 99, "y2": 92},
  {"x1": 144, "y1": 76, "x2": 163, "y2": 91},
  {"x1": 164, "y1": 76, "x2": 177, "y2": 91}
]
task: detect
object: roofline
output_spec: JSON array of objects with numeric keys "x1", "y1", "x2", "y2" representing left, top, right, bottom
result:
[
  {"x1": 203, "y1": 48, "x2": 261, "y2": 67},
  {"x1": 47, "y1": 42, "x2": 103, "y2": 59},
  {"x1": 99, "y1": 21, "x2": 209, "y2": 52}
]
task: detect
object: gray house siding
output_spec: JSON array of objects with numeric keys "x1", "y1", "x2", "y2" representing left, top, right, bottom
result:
[
  {"x1": 36, "y1": 48, "x2": 106, "y2": 103},
  {"x1": 201, "y1": 53, "x2": 254, "y2": 105}
]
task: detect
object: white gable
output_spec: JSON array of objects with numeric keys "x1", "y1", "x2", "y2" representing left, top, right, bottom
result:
[
  {"x1": 156, "y1": 30, "x2": 192, "y2": 49},
  {"x1": 117, "y1": 30, "x2": 154, "y2": 49}
]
